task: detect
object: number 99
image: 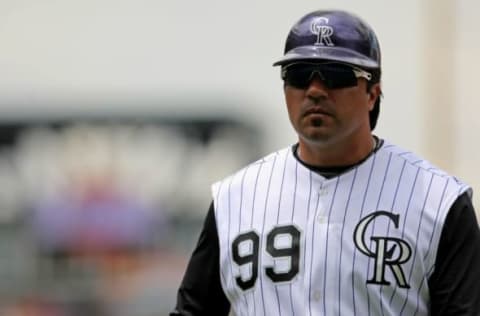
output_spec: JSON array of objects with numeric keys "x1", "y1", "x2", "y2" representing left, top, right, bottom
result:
[{"x1": 231, "y1": 225, "x2": 301, "y2": 290}]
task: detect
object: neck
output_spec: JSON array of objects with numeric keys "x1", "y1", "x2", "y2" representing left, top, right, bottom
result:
[{"x1": 297, "y1": 135, "x2": 376, "y2": 167}]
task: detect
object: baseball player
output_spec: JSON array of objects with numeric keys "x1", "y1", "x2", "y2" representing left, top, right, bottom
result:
[{"x1": 170, "y1": 9, "x2": 480, "y2": 315}]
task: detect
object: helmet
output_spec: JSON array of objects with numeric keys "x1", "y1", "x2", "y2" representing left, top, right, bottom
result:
[
  {"x1": 273, "y1": 10, "x2": 381, "y2": 69},
  {"x1": 274, "y1": 10, "x2": 382, "y2": 130}
]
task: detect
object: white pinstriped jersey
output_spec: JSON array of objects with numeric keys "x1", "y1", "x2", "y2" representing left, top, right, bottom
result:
[{"x1": 212, "y1": 140, "x2": 471, "y2": 316}]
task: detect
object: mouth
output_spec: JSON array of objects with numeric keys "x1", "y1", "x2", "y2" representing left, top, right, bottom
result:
[{"x1": 304, "y1": 106, "x2": 332, "y2": 117}]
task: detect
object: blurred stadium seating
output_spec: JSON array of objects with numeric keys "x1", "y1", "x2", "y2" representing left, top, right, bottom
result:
[{"x1": 0, "y1": 113, "x2": 262, "y2": 315}]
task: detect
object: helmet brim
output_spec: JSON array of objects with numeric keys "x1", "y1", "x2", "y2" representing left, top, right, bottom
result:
[{"x1": 273, "y1": 45, "x2": 380, "y2": 69}]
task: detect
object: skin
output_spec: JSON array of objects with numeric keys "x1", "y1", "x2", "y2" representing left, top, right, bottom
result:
[{"x1": 284, "y1": 74, "x2": 381, "y2": 167}]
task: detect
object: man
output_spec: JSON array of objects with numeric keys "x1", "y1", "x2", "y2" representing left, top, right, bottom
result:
[{"x1": 171, "y1": 9, "x2": 480, "y2": 315}]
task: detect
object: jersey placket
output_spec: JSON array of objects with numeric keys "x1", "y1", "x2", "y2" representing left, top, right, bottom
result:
[{"x1": 306, "y1": 176, "x2": 341, "y2": 316}]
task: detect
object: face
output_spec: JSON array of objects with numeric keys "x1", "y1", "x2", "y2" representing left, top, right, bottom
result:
[{"x1": 283, "y1": 63, "x2": 380, "y2": 149}]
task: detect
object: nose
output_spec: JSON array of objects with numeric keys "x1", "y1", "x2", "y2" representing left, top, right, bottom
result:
[{"x1": 306, "y1": 74, "x2": 329, "y2": 102}]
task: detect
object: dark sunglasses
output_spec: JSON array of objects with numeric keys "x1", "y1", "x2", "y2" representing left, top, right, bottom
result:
[{"x1": 281, "y1": 62, "x2": 372, "y2": 89}]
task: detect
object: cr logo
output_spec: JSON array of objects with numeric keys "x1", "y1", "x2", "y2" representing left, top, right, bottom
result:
[
  {"x1": 353, "y1": 211, "x2": 412, "y2": 288},
  {"x1": 310, "y1": 17, "x2": 334, "y2": 46}
]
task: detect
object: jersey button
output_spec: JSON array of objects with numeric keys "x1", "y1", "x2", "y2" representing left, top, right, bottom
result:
[
  {"x1": 317, "y1": 215, "x2": 327, "y2": 224},
  {"x1": 313, "y1": 290, "x2": 321, "y2": 301},
  {"x1": 318, "y1": 188, "x2": 329, "y2": 196}
]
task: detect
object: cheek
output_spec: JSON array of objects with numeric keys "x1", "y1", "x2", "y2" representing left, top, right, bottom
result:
[
  {"x1": 336, "y1": 86, "x2": 370, "y2": 108},
  {"x1": 284, "y1": 89, "x2": 303, "y2": 116}
]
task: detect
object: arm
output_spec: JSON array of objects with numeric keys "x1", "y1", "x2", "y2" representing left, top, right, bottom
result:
[
  {"x1": 428, "y1": 191, "x2": 480, "y2": 315},
  {"x1": 170, "y1": 202, "x2": 231, "y2": 316}
]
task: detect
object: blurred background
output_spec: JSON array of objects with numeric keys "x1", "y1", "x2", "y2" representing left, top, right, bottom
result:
[{"x1": 0, "y1": 0, "x2": 478, "y2": 315}]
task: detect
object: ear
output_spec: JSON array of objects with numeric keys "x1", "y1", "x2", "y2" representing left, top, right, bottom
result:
[{"x1": 367, "y1": 83, "x2": 381, "y2": 111}]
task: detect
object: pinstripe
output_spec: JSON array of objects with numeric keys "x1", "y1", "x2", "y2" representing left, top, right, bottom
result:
[
  {"x1": 426, "y1": 264, "x2": 435, "y2": 278},
  {"x1": 399, "y1": 173, "x2": 434, "y2": 316},
  {"x1": 400, "y1": 167, "x2": 420, "y2": 236},
  {"x1": 276, "y1": 149, "x2": 289, "y2": 223},
  {"x1": 413, "y1": 277, "x2": 428, "y2": 316},
  {"x1": 388, "y1": 167, "x2": 420, "y2": 306},
  {"x1": 274, "y1": 276, "x2": 282, "y2": 316},
  {"x1": 389, "y1": 161, "x2": 408, "y2": 223},
  {"x1": 260, "y1": 155, "x2": 278, "y2": 316},
  {"x1": 308, "y1": 178, "x2": 321, "y2": 316},
  {"x1": 226, "y1": 176, "x2": 239, "y2": 312},
  {"x1": 304, "y1": 170, "x2": 313, "y2": 276},
  {"x1": 273, "y1": 153, "x2": 288, "y2": 316},
  {"x1": 292, "y1": 156, "x2": 299, "y2": 223},
  {"x1": 304, "y1": 171, "x2": 320, "y2": 315},
  {"x1": 352, "y1": 154, "x2": 376, "y2": 313},
  {"x1": 322, "y1": 177, "x2": 341, "y2": 316},
  {"x1": 379, "y1": 159, "x2": 406, "y2": 316},
  {"x1": 249, "y1": 163, "x2": 264, "y2": 316},
  {"x1": 238, "y1": 166, "x2": 251, "y2": 314},
  {"x1": 423, "y1": 178, "x2": 449, "y2": 263},
  {"x1": 228, "y1": 174, "x2": 250, "y2": 315},
  {"x1": 338, "y1": 168, "x2": 359, "y2": 315},
  {"x1": 289, "y1": 152, "x2": 299, "y2": 316},
  {"x1": 289, "y1": 282, "x2": 295, "y2": 316},
  {"x1": 251, "y1": 159, "x2": 264, "y2": 230},
  {"x1": 214, "y1": 179, "x2": 234, "y2": 305},
  {"x1": 238, "y1": 166, "x2": 249, "y2": 232},
  {"x1": 366, "y1": 152, "x2": 393, "y2": 315}
]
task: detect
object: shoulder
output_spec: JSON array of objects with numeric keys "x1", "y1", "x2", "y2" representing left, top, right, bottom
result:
[
  {"x1": 379, "y1": 140, "x2": 446, "y2": 175},
  {"x1": 377, "y1": 138, "x2": 472, "y2": 204},
  {"x1": 380, "y1": 139, "x2": 469, "y2": 185}
]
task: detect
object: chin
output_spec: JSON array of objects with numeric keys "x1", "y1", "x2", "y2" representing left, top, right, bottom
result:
[
  {"x1": 300, "y1": 131, "x2": 334, "y2": 145},
  {"x1": 305, "y1": 124, "x2": 332, "y2": 136}
]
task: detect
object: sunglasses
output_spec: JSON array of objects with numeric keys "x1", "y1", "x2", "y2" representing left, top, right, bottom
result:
[{"x1": 281, "y1": 62, "x2": 372, "y2": 89}]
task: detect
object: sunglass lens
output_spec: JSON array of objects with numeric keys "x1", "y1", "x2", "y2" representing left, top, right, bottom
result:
[
  {"x1": 283, "y1": 67, "x2": 313, "y2": 89},
  {"x1": 283, "y1": 64, "x2": 358, "y2": 89},
  {"x1": 320, "y1": 64, "x2": 358, "y2": 89}
]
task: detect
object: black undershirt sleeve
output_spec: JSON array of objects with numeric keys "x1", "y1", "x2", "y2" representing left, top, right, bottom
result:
[
  {"x1": 428, "y1": 191, "x2": 480, "y2": 315},
  {"x1": 170, "y1": 202, "x2": 230, "y2": 316}
]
